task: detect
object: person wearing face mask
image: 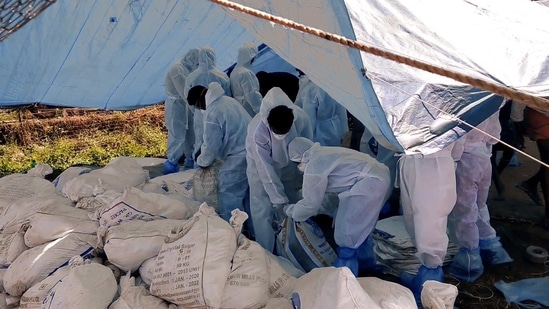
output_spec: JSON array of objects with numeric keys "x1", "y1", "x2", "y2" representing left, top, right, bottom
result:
[
  {"x1": 285, "y1": 137, "x2": 391, "y2": 276},
  {"x1": 163, "y1": 48, "x2": 200, "y2": 174},
  {"x1": 186, "y1": 82, "x2": 252, "y2": 224},
  {"x1": 245, "y1": 87, "x2": 313, "y2": 253},
  {"x1": 230, "y1": 42, "x2": 263, "y2": 117},
  {"x1": 294, "y1": 69, "x2": 349, "y2": 146},
  {"x1": 184, "y1": 46, "x2": 232, "y2": 164}
]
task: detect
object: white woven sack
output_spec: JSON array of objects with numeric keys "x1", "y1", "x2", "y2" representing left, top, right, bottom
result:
[
  {"x1": 108, "y1": 273, "x2": 175, "y2": 309},
  {"x1": 61, "y1": 157, "x2": 150, "y2": 202},
  {"x1": 138, "y1": 256, "x2": 156, "y2": 287},
  {"x1": 94, "y1": 186, "x2": 199, "y2": 228},
  {"x1": 421, "y1": 280, "x2": 458, "y2": 309},
  {"x1": 277, "y1": 217, "x2": 337, "y2": 272},
  {"x1": 3, "y1": 233, "x2": 96, "y2": 296},
  {"x1": 19, "y1": 266, "x2": 71, "y2": 309},
  {"x1": 192, "y1": 161, "x2": 221, "y2": 209},
  {"x1": 0, "y1": 230, "x2": 27, "y2": 267},
  {"x1": 24, "y1": 213, "x2": 99, "y2": 248},
  {"x1": 101, "y1": 219, "x2": 188, "y2": 272},
  {"x1": 265, "y1": 250, "x2": 298, "y2": 299},
  {"x1": 0, "y1": 269, "x2": 5, "y2": 293},
  {"x1": 220, "y1": 210, "x2": 269, "y2": 309},
  {"x1": 265, "y1": 297, "x2": 294, "y2": 309},
  {"x1": 292, "y1": 267, "x2": 381, "y2": 309},
  {"x1": 75, "y1": 190, "x2": 121, "y2": 210},
  {"x1": 150, "y1": 169, "x2": 196, "y2": 198},
  {"x1": 0, "y1": 195, "x2": 75, "y2": 234},
  {"x1": 42, "y1": 263, "x2": 117, "y2": 309},
  {"x1": 150, "y1": 203, "x2": 237, "y2": 307},
  {"x1": 52, "y1": 166, "x2": 92, "y2": 193},
  {"x1": 0, "y1": 173, "x2": 57, "y2": 214},
  {"x1": 356, "y1": 277, "x2": 417, "y2": 309}
]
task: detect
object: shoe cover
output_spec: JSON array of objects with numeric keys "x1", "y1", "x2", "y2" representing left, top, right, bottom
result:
[
  {"x1": 448, "y1": 247, "x2": 484, "y2": 283},
  {"x1": 163, "y1": 160, "x2": 179, "y2": 174},
  {"x1": 333, "y1": 247, "x2": 358, "y2": 276},
  {"x1": 356, "y1": 236, "x2": 378, "y2": 273},
  {"x1": 495, "y1": 277, "x2": 549, "y2": 308},
  {"x1": 400, "y1": 265, "x2": 444, "y2": 305},
  {"x1": 479, "y1": 237, "x2": 514, "y2": 265},
  {"x1": 184, "y1": 157, "x2": 195, "y2": 169}
]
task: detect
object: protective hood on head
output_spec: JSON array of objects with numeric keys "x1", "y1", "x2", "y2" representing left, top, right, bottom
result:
[
  {"x1": 198, "y1": 46, "x2": 216, "y2": 69},
  {"x1": 205, "y1": 82, "x2": 224, "y2": 108},
  {"x1": 237, "y1": 42, "x2": 258, "y2": 67},
  {"x1": 260, "y1": 87, "x2": 293, "y2": 124},
  {"x1": 182, "y1": 48, "x2": 200, "y2": 72},
  {"x1": 289, "y1": 137, "x2": 315, "y2": 163}
]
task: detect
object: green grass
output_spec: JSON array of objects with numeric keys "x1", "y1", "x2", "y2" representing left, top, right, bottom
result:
[{"x1": 0, "y1": 125, "x2": 167, "y2": 178}]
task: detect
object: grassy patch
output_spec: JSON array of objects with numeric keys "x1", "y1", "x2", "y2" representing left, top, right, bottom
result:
[{"x1": 0, "y1": 105, "x2": 167, "y2": 177}]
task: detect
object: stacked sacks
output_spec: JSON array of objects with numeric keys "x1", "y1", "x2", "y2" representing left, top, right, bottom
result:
[
  {"x1": 0, "y1": 158, "x2": 438, "y2": 308},
  {"x1": 372, "y1": 216, "x2": 458, "y2": 276},
  {"x1": 149, "y1": 204, "x2": 237, "y2": 307}
]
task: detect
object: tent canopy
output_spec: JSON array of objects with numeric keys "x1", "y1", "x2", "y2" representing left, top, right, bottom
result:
[{"x1": 1, "y1": 0, "x2": 549, "y2": 154}]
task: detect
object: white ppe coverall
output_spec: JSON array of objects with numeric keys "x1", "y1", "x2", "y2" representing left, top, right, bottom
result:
[
  {"x1": 196, "y1": 82, "x2": 252, "y2": 221},
  {"x1": 398, "y1": 143, "x2": 460, "y2": 269},
  {"x1": 449, "y1": 113, "x2": 500, "y2": 249},
  {"x1": 230, "y1": 42, "x2": 263, "y2": 117},
  {"x1": 295, "y1": 75, "x2": 348, "y2": 146},
  {"x1": 164, "y1": 48, "x2": 199, "y2": 165},
  {"x1": 245, "y1": 87, "x2": 313, "y2": 252},
  {"x1": 287, "y1": 139, "x2": 391, "y2": 249},
  {"x1": 185, "y1": 46, "x2": 232, "y2": 158}
]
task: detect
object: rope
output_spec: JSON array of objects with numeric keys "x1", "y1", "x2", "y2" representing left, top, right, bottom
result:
[{"x1": 210, "y1": 0, "x2": 549, "y2": 113}]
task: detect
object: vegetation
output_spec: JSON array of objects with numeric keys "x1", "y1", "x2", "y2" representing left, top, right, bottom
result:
[{"x1": 0, "y1": 104, "x2": 167, "y2": 178}]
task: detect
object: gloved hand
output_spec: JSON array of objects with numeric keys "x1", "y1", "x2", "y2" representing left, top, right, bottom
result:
[
  {"x1": 273, "y1": 203, "x2": 288, "y2": 227},
  {"x1": 284, "y1": 203, "x2": 295, "y2": 218},
  {"x1": 285, "y1": 203, "x2": 316, "y2": 222}
]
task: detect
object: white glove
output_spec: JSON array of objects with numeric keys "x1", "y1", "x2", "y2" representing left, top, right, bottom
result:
[{"x1": 286, "y1": 203, "x2": 316, "y2": 222}]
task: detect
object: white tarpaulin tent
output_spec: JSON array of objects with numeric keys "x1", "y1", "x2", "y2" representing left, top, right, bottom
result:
[{"x1": 1, "y1": 0, "x2": 549, "y2": 154}]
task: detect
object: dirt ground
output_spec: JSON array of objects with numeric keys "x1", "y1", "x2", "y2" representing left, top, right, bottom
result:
[
  {"x1": 390, "y1": 138, "x2": 549, "y2": 309},
  {"x1": 444, "y1": 139, "x2": 549, "y2": 309}
]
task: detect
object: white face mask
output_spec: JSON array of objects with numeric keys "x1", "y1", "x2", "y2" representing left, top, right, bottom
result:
[
  {"x1": 297, "y1": 162, "x2": 306, "y2": 172},
  {"x1": 272, "y1": 133, "x2": 287, "y2": 140}
]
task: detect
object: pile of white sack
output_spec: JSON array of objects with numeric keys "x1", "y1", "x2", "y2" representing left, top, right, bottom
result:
[
  {"x1": 0, "y1": 156, "x2": 457, "y2": 309},
  {"x1": 373, "y1": 216, "x2": 459, "y2": 277}
]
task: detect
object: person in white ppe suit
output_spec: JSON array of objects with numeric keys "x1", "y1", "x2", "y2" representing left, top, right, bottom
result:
[
  {"x1": 448, "y1": 112, "x2": 513, "y2": 283},
  {"x1": 398, "y1": 141, "x2": 461, "y2": 304},
  {"x1": 286, "y1": 137, "x2": 391, "y2": 276},
  {"x1": 230, "y1": 42, "x2": 263, "y2": 117},
  {"x1": 294, "y1": 70, "x2": 348, "y2": 146},
  {"x1": 184, "y1": 46, "x2": 232, "y2": 162},
  {"x1": 187, "y1": 82, "x2": 252, "y2": 222},
  {"x1": 246, "y1": 87, "x2": 313, "y2": 253},
  {"x1": 163, "y1": 48, "x2": 200, "y2": 174}
]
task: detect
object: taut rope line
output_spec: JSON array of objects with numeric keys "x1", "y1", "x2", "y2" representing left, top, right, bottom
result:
[{"x1": 210, "y1": 0, "x2": 549, "y2": 113}]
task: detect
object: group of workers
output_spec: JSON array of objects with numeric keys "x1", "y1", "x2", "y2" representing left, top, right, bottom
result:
[{"x1": 163, "y1": 43, "x2": 514, "y2": 306}]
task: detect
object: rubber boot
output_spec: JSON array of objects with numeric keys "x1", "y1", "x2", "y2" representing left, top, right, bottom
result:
[
  {"x1": 479, "y1": 237, "x2": 513, "y2": 265},
  {"x1": 184, "y1": 156, "x2": 195, "y2": 169},
  {"x1": 356, "y1": 236, "x2": 379, "y2": 274},
  {"x1": 163, "y1": 160, "x2": 179, "y2": 174},
  {"x1": 400, "y1": 265, "x2": 444, "y2": 306},
  {"x1": 448, "y1": 247, "x2": 484, "y2": 283},
  {"x1": 333, "y1": 247, "x2": 358, "y2": 276}
]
